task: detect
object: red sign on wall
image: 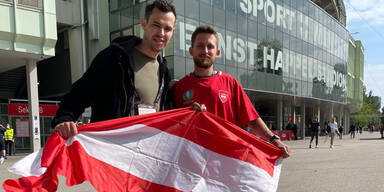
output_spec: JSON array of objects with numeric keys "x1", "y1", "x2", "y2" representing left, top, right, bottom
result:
[{"x1": 8, "y1": 103, "x2": 59, "y2": 116}]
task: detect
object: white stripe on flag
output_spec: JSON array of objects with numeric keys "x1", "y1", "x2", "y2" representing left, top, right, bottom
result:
[
  {"x1": 8, "y1": 149, "x2": 47, "y2": 177},
  {"x1": 67, "y1": 124, "x2": 282, "y2": 192}
]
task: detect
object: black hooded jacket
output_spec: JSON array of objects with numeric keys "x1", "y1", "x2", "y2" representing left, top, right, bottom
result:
[{"x1": 51, "y1": 36, "x2": 170, "y2": 128}]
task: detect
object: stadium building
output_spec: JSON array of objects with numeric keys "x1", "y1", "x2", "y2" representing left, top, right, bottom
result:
[{"x1": 0, "y1": 0, "x2": 364, "y2": 151}]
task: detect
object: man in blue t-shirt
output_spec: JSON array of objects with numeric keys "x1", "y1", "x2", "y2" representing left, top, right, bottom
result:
[{"x1": 309, "y1": 116, "x2": 320, "y2": 148}]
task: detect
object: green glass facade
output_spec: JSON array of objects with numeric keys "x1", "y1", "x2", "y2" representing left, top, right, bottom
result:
[
  {"x1": 109, "y1": 0, "x2": 349, "y2": 104},
  {"x1": 347, "y1": 36, "x2": 364, "y2": 113}
]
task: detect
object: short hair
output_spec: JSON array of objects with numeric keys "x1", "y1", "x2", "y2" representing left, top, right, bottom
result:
[
  {"x1": 191, "y1": 25, "x2": 219, "y2": 47},
  {"x1": 145, "y1": 0, "x2": 176, "y2": 21}
]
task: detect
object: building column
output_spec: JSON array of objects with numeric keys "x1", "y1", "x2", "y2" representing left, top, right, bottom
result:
[
  {"x1": 68, "y1": 0, "x2": 88, "y2": 83},
  {"x1": 345, "y1": 109, "x2": 350, "y2": 133},
  {"x1": 301, "y1": 103, "x2": 305, "y2": 140},
  {"x1": 277, "y1": 99, "x2": 283, "y2": 130},
  {"x1": 292, "y1": 105, "x2": 296, "y2": 124},
  {"x1": 26, "y1": 60, "x2": 41, "y2": 152},
  {"x1": 317, "y1": 106, "x2": 320, "y2": 122}
]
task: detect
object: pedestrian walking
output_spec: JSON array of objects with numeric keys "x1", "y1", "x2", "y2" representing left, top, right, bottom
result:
[
  {"x1": 380, "y1": 124, "x2": 384, "y2": 139},
  {"x1": 309, "y1": 116, "x2": 320, "y2": 148},
  {"x1": 349, "y1": 124, "x2": 356, "y2": 139},
  {"x1": 329, "y1": 117, "x2": 340, "y2": 149}
]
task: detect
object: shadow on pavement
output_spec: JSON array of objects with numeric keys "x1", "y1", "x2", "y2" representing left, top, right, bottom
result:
[{"x1": 359, "y1": 138, "x2": 384, "y2": 140}]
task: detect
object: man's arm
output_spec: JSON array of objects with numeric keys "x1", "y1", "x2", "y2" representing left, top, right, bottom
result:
[
  {"x1": 248, "y1": 118, "x2": 291, "y2": 158},
  {"x1": 52, "y1": 46, "x2": 113, "y2": 138}
]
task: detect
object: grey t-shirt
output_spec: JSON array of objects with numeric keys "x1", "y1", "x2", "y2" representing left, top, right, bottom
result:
[{"x1": 133, "y1": 48, "x2": 160, "y2": 112}]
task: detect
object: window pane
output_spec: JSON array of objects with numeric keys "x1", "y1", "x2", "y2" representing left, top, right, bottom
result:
[
  {"x1": 200, "y1": 1, "x2": 213, "y2": 24},
  {"x1": 109, "y1": 11, "x2": 120, "y2": 32},
  {"x1": 174, "y1": 0, "x2": 184, "y2": 16},
  {"x1": 213, "y1": 7, "x2": 225, "y2": 28},
  {"x1": 121, "y1": 7, "x2": 133, "y2": 28},
  {"x1": 185, "y1": 0, "x2": 199, "y2": 20}
]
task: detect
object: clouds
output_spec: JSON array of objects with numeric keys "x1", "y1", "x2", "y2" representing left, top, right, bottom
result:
[
  {"x1": 345, "y1": 1, "x2": 384, "y2": 107},
  {"x1": 364, "y1": 64, "x2": 384, "y2": 106},
  {"x1": 345, "y1": 0, "x2": 384, "y2": 26}
]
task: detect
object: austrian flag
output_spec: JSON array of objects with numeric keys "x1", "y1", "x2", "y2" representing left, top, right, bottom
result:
[{"x1": 3, "y1": 108, "x2": 283, "y2": 192}]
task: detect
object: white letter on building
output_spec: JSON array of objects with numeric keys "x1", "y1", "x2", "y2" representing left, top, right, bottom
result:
[
  {"x1": 179, "y1": 22, "x2": 185, "y2": 51},
  {"x1": 226, "y1": 35, "x2": 233, "y2": 61},
  {"x1": 264, "y1": 0, "x2": 275, "y2": 24},
  {"x1": 185, "y1": 23, "x2": 195, "y2": 49},
  {"x1": 276, "y1": 4, "x2": 286, "y2": 29},
  {"x1": 275, "y1": 50, "x2": 283, "y2": 70},
  {"x1": 233, "y1": 38, "x2": 246, "y2": 63},
  {"x1": 240, "y1": 0, "x2": 252, "y2": 14},
  {"x1": 248, "y1": 41, "x2": 258, "y2": 67},
  {"x1": 218, "y1": 33, "x2": 226, "y2": 58},
  {"x1": 263, "y1": 47, "x2": 275, "y2": 69},
  {"x1": 257, "y1": 0, "x2": 264, "y2": 11}
]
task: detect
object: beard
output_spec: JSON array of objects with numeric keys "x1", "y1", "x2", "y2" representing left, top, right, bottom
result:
[
  {"x1": 193, "y1": 57, "x2": 214, "y2": 69},
  {"x1": 151, "y1": 45, "x2": 163, "y2": 52}
]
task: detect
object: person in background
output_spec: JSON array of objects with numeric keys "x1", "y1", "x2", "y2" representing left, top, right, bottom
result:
[
  {"x1": 4, "y1": 123, "x2": 14, "y2": 156},
  {"x1": 349, "y1": 124, "x2": 356, "y2": 139},
  {"x1": 380, "y1": 123, "x2": 384, "y2": 139},
  {"x1": 338, "y1": 124, "x2": 343, "y2": 140},
  {"x1": 328, "y1": 117, "x2": 340, "y2": 149},
  {"x1": 309, "y1": 116, "x2": 320, "y2": 148},
  {"x1": 171, "y1": 25, "x2": 290, "y2": 158},
  {"x1": 286, "y1": 120, "x2": 298, "y2": 140},
  {"x1": 0, "y1": 123, "x2": 6, "y2": 164}
]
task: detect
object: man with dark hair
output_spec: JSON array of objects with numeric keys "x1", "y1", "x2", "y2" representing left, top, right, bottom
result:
[
  {"x1": 171, "y1": 25, "x2": 290, "y2": 158},
  {"x1": 309, "y1": 116, "x2": 320, "y2": 148},
  {"x1": 145, "y1": 0, "x2": 176, "y2": 21},
  {"x1": 53, "y1": 0, "x2": 176, "y2": 139}
]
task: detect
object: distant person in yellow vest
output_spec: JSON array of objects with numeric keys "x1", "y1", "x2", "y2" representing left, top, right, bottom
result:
[{"x1": 4, "y1": 123, "x2": 14, "y2": 156}]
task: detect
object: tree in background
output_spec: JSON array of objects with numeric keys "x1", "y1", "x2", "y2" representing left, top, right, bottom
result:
[{"x1": 351, "y1": 87, "x2": 381, "y2": 129}]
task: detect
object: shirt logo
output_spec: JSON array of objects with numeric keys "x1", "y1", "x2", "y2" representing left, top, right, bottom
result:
[
  {"x1": 218, "y1": 90, "x2": 229, "y2": 103},
  {"x1": 183, "y1": 90, "x2": 193, "y2": 101}
]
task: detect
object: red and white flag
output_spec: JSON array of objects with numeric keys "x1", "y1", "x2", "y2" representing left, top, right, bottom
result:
[{"x1": 3, "y1": 108, "x2": 283, "y2": 192}]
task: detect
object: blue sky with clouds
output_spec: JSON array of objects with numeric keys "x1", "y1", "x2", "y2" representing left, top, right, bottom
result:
[{"x1": 344, "y1": 0, "x2": 384, "y2": 108}]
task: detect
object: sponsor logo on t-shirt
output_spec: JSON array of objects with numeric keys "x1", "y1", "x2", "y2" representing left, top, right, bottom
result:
[
  {"x1": 218, "y1": 90, "x2": 229, "y2": 103},
  {"x1": 183, "y1": 90, "x2": 193, "y2": 101}
]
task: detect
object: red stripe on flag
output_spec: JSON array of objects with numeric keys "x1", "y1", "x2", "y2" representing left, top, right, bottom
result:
[
  {"x1": 4, "y1": 133, "x2": 185, "y2": 192},
  {"x1": 76, "y1": 108, "x2": 281, "y2": 177}
]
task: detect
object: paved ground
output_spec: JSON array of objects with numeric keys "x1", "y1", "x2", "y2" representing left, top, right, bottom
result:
[
  {"x1": 278, "y1": 131, "x2": 384, "y2": 192},
  {"x1": 1, "y1": 132, "x2": 383, "y2": 192}
]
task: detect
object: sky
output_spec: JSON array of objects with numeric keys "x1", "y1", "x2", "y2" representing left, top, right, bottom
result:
[{"x1": 344, "y1": 0, "x2": 384, "y2": 109}]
